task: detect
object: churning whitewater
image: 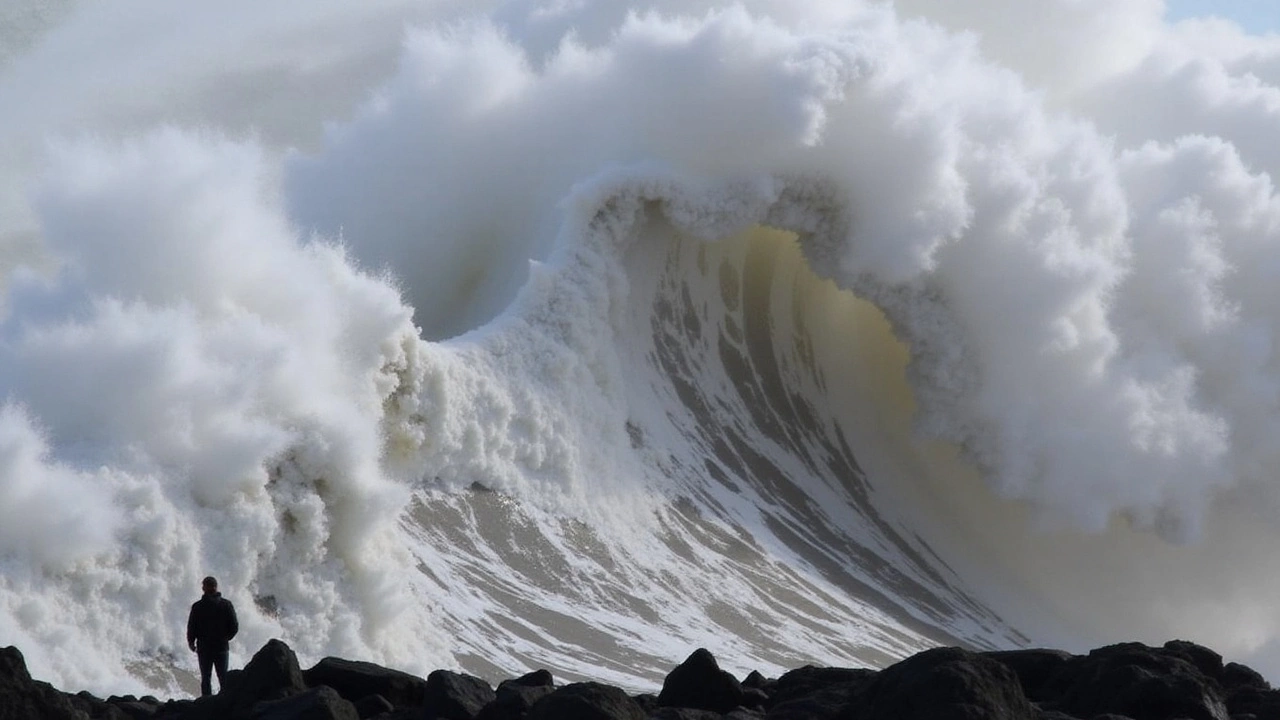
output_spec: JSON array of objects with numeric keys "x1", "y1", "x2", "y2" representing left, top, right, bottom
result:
[{"x1": 3, "y1": 0, "x2": 1280, "y2": 696}]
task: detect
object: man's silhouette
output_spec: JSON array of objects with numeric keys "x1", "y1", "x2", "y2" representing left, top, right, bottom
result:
[{"x1": 186, "y1": 576, "x2": 238, "y2": 696}]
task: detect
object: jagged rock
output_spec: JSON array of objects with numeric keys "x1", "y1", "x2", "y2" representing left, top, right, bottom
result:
[
  {"x1": 856, "y1": 646, "x2": 1036, "y2": 720},
  {"x1": 762, "y1": 665, "x2": 874, "y2": 719},
  {"x1": 1031, "y1": 711, "x2": 1077, "y2": 720},
  {"x1": 66, "y1": 690, "x2": 130, "y2": 720},
  {"x1": 769, "y1": 666, "x2": 874, "y2": 708},
  {"x1": 303, "y1": 657, "x2": 426, "y2": 708},
  {"x1": 984, "y1": 649, "x2": 1075, "y2": 703},
  {"x1": 173, "y1": 693, "x2": 231, "y2": 720},
  {"x1": 742, "y1": 671, "x2": 771, "y2": 691},
  {"x1": 87, "y1": 693, "x2": 160, "y2": 720},
  {"x1": 501, "y1": 670, "x2": 553, "y2": 690},
  {"x1": 1047, "y1": 642, "x2": 1229, "y2": 720},
  {"x1": 658, "y1": 648, "x2": 744, "y2": 713},
  {"x1": 351, "y1": 694, "x2": 393, "y2": 719},
  {"x1": 422, "y1": 670, "x2": 495, "y2": 720},
  {"x1": 649, "y1": 708, "x2": 722, "y2": 719},
  {"x1": 152, "y1": 698, "x2": 193, "y2": 719},
  {"x1": 631, "y1": 693, "x2": 658, "y2": 716},
  {"x1": 1208, "y1": 661, "x2": 1269, "y2": 712},
  {"x1": 494, "y1": 668, "x2": 555, "y2": 707},
  {"x1": 4, "y1": 638, "x2": 1279, "y2": 720},
  {"x1": 362, "y1": 709, "x2": 417, "y2": 720},
  {"x1": 0, "y1": 645, "x2": 85, "y2": 720},
  {"x1": 1220, "y1": 660, "x2": 1272, "y2": 717},
  {"x1": 236, "y1": 639, "x2": 308, "y2": 707},
  {"x1": 767, "y1": 687, "x2": 856, "y2": 720},
  {"x1": 525, "y1": 682, "x2": 645, "y2": 720},
  {"x1": 77, "y1": 693, "x2": 141, "y2": 720},
  {"x1": 741, "y1": 686, "x2": 768, "y2": 708},
  {"x1": 250, "y1": 685, "x2": 358, "y2": 720},
  {"x1": 1226, "y1": 686, "x2": 1280, "y2": 718},
  {"x1": 475, "y1": 669, "x2": 556, "y2": 720},
  {"x1": 112, "y1": 697, "x2": 161, "y2": 719},
  {"x1": 1222, "y1": 661, "x2": 1270, "y2": 692},
  {"x1": 1163, "y1": 640, "x2": 1224, "y2": 680}
]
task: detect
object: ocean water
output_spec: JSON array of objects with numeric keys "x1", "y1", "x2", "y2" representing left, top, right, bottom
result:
[{"x1": 3, "y1": 0, "x2": 1280, "y2": 697}]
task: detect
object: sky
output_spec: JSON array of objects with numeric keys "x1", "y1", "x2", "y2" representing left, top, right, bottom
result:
[{"x1": 1166, "y1": 0, "x2": 1280, "y2": 33}]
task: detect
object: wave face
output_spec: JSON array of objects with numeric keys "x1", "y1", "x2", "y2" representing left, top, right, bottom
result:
[{"x1": 5, "y1": 0, "x2": 1280, "y2": 694}]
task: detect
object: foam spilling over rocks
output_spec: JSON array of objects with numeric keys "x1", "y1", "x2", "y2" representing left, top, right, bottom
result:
[{"x1": 2, "y1": 639, "x2": 1276, "y2": 720}]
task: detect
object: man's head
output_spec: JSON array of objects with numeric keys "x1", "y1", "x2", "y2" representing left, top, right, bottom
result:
[{"x1": 202, "y1": 576, "x2": 218, "y2": 594}]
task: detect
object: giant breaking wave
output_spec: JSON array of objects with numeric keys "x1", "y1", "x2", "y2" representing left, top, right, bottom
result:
[{"x1": 3, "y1": 0, "x2": 1280, "y2": 696}]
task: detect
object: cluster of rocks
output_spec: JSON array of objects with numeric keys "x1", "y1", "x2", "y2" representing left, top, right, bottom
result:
[{"x1": 3, "y1": 637, "x2": 1278, "y2": 720}]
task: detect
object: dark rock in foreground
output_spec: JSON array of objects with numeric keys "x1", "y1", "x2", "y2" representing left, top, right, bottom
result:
[
  {"x1": 658, "y1": 648, "x2": 744, "y2": 714},
  {"x1": 859, "y1": 646, "x2": 1035, "y2": 719},
  {"x1": 303, "y1": 656, "x2": 428, "y2": 709},
  {"x1": 2, "y1": 637, "x2": 1277, "y2": 720}
]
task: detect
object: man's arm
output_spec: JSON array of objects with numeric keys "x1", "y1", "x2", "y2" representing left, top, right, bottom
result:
[
  {"x1": 225, "y1": 599, "x2": 239, "y2": 641},
  {"x1": 186, "y1": 605, "x2": 198, "y2": 652}
]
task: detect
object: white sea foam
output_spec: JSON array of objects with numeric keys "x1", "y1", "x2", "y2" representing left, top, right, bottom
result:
[{"x1": 3, "y1": 0, "x2": 1280, "y2": 694}]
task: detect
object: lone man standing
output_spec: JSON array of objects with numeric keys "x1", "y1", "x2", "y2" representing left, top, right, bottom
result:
[{"x1": 186, "y1": 576, "x2": 238, "y2": 696}]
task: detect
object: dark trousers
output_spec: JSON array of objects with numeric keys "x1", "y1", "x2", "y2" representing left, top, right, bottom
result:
[{"x1": 197, "y1": 647, "x2": 229, "y2": 696}]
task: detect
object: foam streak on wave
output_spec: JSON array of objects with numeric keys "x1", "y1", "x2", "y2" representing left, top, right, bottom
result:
[{"x1": 3, "y1": 0, "x2": 1280, "y2": 693}]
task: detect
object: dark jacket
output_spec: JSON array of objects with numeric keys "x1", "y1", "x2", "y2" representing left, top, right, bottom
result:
[{"x1": 187, "y1": 592, "x2": 238, "y2": 652}]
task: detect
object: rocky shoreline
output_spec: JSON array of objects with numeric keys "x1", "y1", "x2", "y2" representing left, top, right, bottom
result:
[{"x1": 3, "y1": 638, "x2": 1277, "y2": 719}]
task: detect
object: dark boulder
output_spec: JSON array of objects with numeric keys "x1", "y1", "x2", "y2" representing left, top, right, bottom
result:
[
  {"x1": 648, "y1": 708, "x2": 722, "y2": 720},
  {"x1": 767, "y1": 688, "x2": 857, "y2": 720},
  {"x1": 0, "y1": 645, "x2": 84, "y2": 720},
  {"x1": 111, "y1": 696, "x2": 161, "y2": 719},
  {"x1": 351, "y1": 694, "x2": 393, "y2": 719},
  {"x1": 1222, "y1": 661, "x2": 1270, "y2": 693},
  {"x1": 250, "y1": 685, "x2": 358, "y2": 720},
  {"x1": 855, "y1": 646, "x2": 1036, "y2": 720},
  {"x1": 769, "y1": 666, "x2": 874, "y2": 708},
  {"x1": 499, "y1": 670, "x2": 553, "y2": 691},
  {"x1": 1218, "y1": 661, "x2": 1269, "y2": 696},
  {"x1": 658, "y1": 648, "x2": 744, "y2": 713},
  {"x1": 741, "y1": 686, "x2": 768, "y2": 709},
  {"x1": 303, "y1": 657, "x2": 426, "y2": 708},
  {"x1": 1226, "y1": 686, "x2": 1280, "y2": 718},
  {"x1": 525, "y1": 682, "x2": 645, "y2": 720},
  {"x1": 422, "y1": 670, "x2": 495, "y2": 720},
  {"x1": 175, "y1": 693, "x2": 233, "y2": 720},
  {"x1": 764, "y1": 665, "x2": 874, "y2": 719},
  {"x1": 236, "y1": 639, "x2": 308, "y2": 707},
  {"x1": 78, "y1": 690, "x2": 156, "y2": 720},
  {"x1": 631, "y1": 693, "x2": 658, "y2": 716},
  {"x1": 1048, "y1": 642, "x2": 1228, "y2": 720},
  {"x1": 742, "y1": 671, "x2": 771, "y2": 691},
  {"x1": 152, "y1": 698, "x2": 193, "y2": 720},
  {"x1": 983, "y1": 649, "x2": 1075, "y2": 703},
  {"x1": 475, "y1": 669, "x2": 556, "y2": 720},
  {"x1": 362, "y1": 709, "x2": 417, "y2": 720},
  {"x1": 68, "y1": 690, "x2": 131, "y2": 720},
  {"x1": 1163, "y1": 640, "x2": 1225, "y2": 680},
  {"x1": 1217, "y1": 657, "x2": 1276, "y2": 718}
]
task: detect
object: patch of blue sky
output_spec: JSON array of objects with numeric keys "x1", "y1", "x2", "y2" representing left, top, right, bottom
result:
[{"x1": 1165, "y1": 0, "x2": 1280, "y2": 34}]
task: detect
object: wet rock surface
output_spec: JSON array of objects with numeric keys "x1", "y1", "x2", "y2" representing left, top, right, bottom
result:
[{"x1": 1, "y1": 639, "x2": 1274, "y2": 720}]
